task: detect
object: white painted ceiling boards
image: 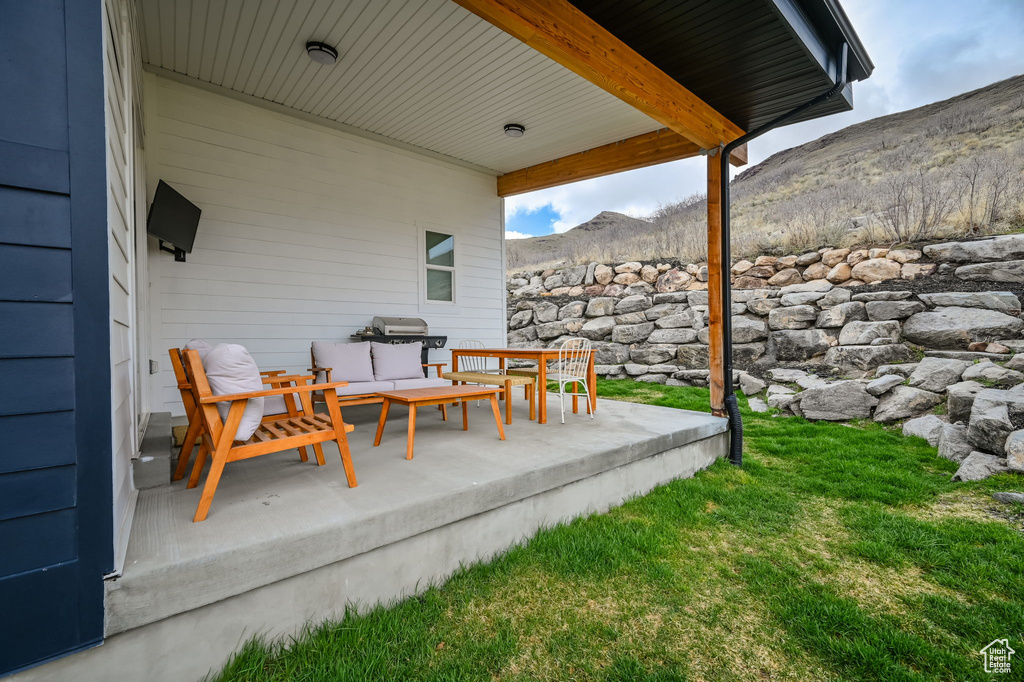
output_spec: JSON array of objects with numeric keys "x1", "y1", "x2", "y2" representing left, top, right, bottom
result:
[{"x1": 137, "y1": 0, "x2": 663, "y2": 173}]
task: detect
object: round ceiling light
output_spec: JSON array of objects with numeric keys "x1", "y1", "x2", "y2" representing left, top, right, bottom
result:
[
  {"x1": 305, "y1": 41, "x2": 338, "y2": 65},
  {"x1": 503, "y1": 123, "x2": 526, "y2": 138}
]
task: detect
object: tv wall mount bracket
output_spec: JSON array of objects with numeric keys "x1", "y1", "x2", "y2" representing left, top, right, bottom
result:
[{"x1": 158, "y1": 240, "x2": 187, "y2": 262}]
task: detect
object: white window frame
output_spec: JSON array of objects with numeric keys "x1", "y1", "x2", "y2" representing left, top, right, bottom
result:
[{"x1": 418, "y1": 224, "x2": 459, "y2": 309}]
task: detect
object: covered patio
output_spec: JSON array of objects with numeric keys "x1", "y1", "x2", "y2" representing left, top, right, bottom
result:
[{"x1": 1, "y1": 0, "x2": 871, "y2": 678}]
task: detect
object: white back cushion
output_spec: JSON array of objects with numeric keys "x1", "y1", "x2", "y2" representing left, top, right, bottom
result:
[
  {"x1": 203, "y1": 344, "x2": 264, "y2": 441},
  {"x1": 371, "y1": 342, "x2": 424, "y2": 381},
  {"x1": 311, "y1": 341, "x2": 374, "y2": 383},
  {"x1": 183, "y1": 338, "x2": 214, "y2": 361}
]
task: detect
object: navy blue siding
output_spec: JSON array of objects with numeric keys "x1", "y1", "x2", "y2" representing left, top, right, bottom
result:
[{"x1": 0, "y1": 0, "x2": 112, "y2": 675}]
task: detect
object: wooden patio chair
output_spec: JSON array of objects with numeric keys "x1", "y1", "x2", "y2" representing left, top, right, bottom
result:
[
  {"x1": 179, "y1": 348, "x2": 358, "y2": 522},
  {"x1": 169, "y1": 348, "x2": 324, "y2": 482}
]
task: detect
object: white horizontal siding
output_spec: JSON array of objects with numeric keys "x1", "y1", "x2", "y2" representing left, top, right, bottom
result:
[{"x1": 146, "y1": 75, "x2": 505, "y2": 416}]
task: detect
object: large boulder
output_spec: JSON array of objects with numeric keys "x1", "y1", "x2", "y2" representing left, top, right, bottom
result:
[
  {"x1": 873, "y1": 386, "x2": 943, "y2": 422},
  {"x1": 535, "y1": 321, "x2": 568, "y2": 340},
  {"x1": 826, "y1": 263, "x2": 853, "y2": 283},
  {"x1": 821, "y1": 248, "x2": 850, "y2": 267},
  {"x1": 852, "y1": 291, "x2": 914, "y2": 302},
  {"x1": 779, "y1": 280, "x2": 833, "y2": 295},
  {"x1": 866, "y1": 374, "x2": 904, "y2": 396},
  {"x1": 838, "y1": 321, "x2": 902, "y2": 346},
  {"x1": 967, "y1": 394, "x2": 1014, "y2": 455},
  {"x1": 938, "y1": 423, "x2": 973, "y2": 463},
  {"x1": 733, "y1": 316, "x2": 769, "y2": 343},
  {"x1": 594, "y1": 264, "x2": 615, "y2": 285},
  {"x1": 772, "y1": 329, "x2": 832, "y2": 361},
  {"x1": 615, "y1": 295, "x2": 653, "y2": 314},
  {"x1": 735, "y1": 343, "x2": 768, "y2": 365},
  {"x1": 615, "y1": 261, "x2": 643, "y2": 274},
  {"x1": 629, "y1": 345, "x2": 677, "y2": 365},
  {"x1": 802, "y1": 262, "x2": 831, "y2": 280},
  {"x1": 961, "y1": 360, "x2": 1024, "y2": 387},
  {"x1": 558, "y1": 301, "x2": 587, "y2": 319},
  {"x1": 532, "y1": 301, "x2": 558, "y2": 324},
  {"x1": 924, "y1": 234, "x2": 1024, "y2": 263},
  {"x1": 675, "y1": 344, "x2": 709, "y2": 366},
  {"x1": 955, "y1": 261, "x2": 1024, "y2": 283},
  {"x1": 768, "y1": 268, "x2": 804, "y2": 287},
  {"x1": 851, "y1": 258, "x2": 902, "y2": 283},
  {"x1": 655, "y1": 269, "x2": 692, "y2": 293},
  {"x1": 768, "y1": 305, "x2": 818, "y2": 330},
  {"x1": 655, "y1": 311, "x2": 696, "y2": 329},
  {"x1": 952, "y1": 452, "x2": 1010, "y2": 481},
  {"x1": 780, "y1": 291, "x2": 826, "y2": 306},
  {"x1": 816, "y1": 302, "x2": 867, "y2": 328},
  {"x1": 562, "y1": 265, "x2": 587, "y2": 287},
  {"x1": 747, "y1": 298, "x2": 782, "y2": 316},
  {"x1": 903, "y1": 307, "x2": 1024, "y2": 350},
  {"x1": 918, "y1": 292, "x2": 1022, "y2": 314},
  {"x1": 611, "y1": 323, "x2": 654, "y2": 344},
  {"x1": 903, "y1": 414, "x2": 945, "y2": 445},
  {"x1": 826, "y1": 344, "x2": 915, "y2": 373},
  {"x1": 947, "y1": 380, "x2": 985, "y2": 424},
  {"x1": 799, "y1": 381, "x2": 879, "y2": 421},
  {"x1": 585, "y1": 297, "x2": 617, "y2": 318},
  {"x1": 579, "y1": 316, "x2": 616, "y2": 340},
  {"x1": 593, "y1": 342, "x2": 631, "y2": 365},
  {"x1": 645, "y1": 303, "x2": 688, "y2": 321},
  {"x1": 865, "y1": 300, "x2": 925, "y2": 321},
  {"x1": 1004, "y1": 430, "x2": 1024, "y2": 473},
  {"x1": 906, "y1": 357, "x2": 972, "y2": 393},
  {"x1": 649, "y1": 328, "x2": 699, "y2": 344},
  {"x1": 509, "y1": 310, "x2": 533, "y2": 330}
]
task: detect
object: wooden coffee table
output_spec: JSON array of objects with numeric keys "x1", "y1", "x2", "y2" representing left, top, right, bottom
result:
[{"x1": 373, "y1": 385, "x2": 505, "y2": 460}]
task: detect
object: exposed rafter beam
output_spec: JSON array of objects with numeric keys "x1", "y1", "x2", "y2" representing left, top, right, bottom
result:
[
  {"x1": 452, "y1": 0, "x2": 745, "y2": 150},
  {"x1": 497, "y1": 129, "x2": 746, "y2": 197}
]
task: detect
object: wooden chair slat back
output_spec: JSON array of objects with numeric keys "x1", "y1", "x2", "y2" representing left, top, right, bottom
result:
[
  {"x1": 169, "y1": 348, "x2": 198, "y2": 416},
  {"x1": 181, "y1": 348, "x2": 226, "y2": 444}
]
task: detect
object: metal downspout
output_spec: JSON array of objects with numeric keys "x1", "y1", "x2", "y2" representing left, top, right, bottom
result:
[{"x1": 718, "y1": 43, "x2": 849, "y2": 466}]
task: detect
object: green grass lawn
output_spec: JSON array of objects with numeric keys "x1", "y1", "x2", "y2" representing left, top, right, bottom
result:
[{"x1": 212, "y1": 380, "x2": 1024, "y2": 681}]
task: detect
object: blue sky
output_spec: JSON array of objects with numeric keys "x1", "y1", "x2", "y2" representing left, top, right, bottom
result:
[{"x1": 505, "y1": 0, "x2": 1024, "y2": 240}]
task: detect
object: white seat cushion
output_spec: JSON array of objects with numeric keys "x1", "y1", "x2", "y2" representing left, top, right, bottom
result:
[
  {"x1": 391, "y1": 377, "x2": 449, "y2": 390},
  {"x1": 371, "y1": 342, "x2": 424, "y2": 381},
  {"x1": 202, "y1": 344, "x2": 264, "y2": 440},
  {"x1": 264, "y1": 394, "x2": 292, "y2": 416},
  {"x1": 311, "y1": 341, "x2": 374, "y2": 384},
  {"x1": 335, "y1": 380, "x2": 395, "y2": 396}
]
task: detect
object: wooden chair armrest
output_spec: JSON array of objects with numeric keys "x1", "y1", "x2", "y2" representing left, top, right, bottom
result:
[
  {"x1": 260, "y1": 370, "x2": 287, "y2": 377},
  {"x1": 263, "y1": 374, "x2": 315, "y2": 386},
  {"x1": 308, "y1": 366, "x2": 332, "y2": 373},
  {"x1": 199, "y1": 381, "x2": 350, "y2": 403},
  {"x1": 423, "y1": 362, "x2": 447, "y2": 377}
]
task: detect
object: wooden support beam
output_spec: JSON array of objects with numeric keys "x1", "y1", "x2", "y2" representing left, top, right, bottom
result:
[
  {"x1": 707, "y1": 152, "x2": 726, "y2": 417},
  {"x1": 497, "y1": 130, "x2": 746, "y2": 197},
  {"x1": 452, "y1": 0, "x2": 745, "y2": 150}
]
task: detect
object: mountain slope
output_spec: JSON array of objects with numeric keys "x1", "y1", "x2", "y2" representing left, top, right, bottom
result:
[{"x1": 507, "y1": 75, "x2": 1024, "y2": 270}]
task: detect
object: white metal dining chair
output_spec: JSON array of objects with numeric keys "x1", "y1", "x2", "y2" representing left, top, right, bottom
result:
[{"x1": 552, "y1": 337, "x2": 594, "y2": 424}]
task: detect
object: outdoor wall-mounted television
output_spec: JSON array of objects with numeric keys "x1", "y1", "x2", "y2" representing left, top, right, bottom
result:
[{"x1": 147, "y1": 180, "x2": 201, "y2": 262}]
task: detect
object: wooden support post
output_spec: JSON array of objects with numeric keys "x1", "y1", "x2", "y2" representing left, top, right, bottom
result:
[{"x1": 707, "y1": 151, "x2": 726, "y2": 417}]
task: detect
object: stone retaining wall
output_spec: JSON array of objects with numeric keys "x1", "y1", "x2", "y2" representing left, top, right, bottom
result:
[{"x1": 506, "y1": 234, "x2": 1024, "y2": 383}]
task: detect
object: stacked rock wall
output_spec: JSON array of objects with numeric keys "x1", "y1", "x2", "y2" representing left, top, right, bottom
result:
[{"x1": 507, "y1": 234, "x2": 1024, "y2": 381}]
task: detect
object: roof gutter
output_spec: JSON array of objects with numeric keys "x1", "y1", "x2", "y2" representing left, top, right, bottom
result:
[{"x1": 717, "y1": 42, "x2": 849, "y2": 467}]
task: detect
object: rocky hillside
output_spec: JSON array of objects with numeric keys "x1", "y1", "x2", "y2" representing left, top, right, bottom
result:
[{"x1": 507, "y1": 75, "x2": 1024, "y2": 270}]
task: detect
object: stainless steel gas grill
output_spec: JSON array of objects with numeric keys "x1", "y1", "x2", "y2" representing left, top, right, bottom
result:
[{"x1": 352, "y1": 317, "x2": 447, "y2": 365}]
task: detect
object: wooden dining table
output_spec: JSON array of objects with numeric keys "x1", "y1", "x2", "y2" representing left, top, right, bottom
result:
[{"x1": 450, "y1": 347, "x2": 596, "y2": 424}]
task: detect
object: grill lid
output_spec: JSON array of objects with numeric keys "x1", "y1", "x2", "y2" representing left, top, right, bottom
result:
[{"x1": 372, "y1": 316, "x2": 428, "y2": 336}]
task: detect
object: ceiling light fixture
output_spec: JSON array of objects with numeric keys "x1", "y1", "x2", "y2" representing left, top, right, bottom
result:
[
  {"x1": 503, "y1": 123, "x2": 526, "y2": 138},
  {"x1": 305, "y1": 41, "x2": 338, "y2": 65}
]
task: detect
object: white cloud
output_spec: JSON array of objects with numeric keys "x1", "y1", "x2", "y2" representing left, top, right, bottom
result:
[{"x1": 504, "y1": 230, "x2": 533, "y2": 239}]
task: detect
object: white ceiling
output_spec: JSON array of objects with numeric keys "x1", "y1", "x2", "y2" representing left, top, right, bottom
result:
[{"x1": 137, "y1": 0, "x2": 662, "y2": 173}]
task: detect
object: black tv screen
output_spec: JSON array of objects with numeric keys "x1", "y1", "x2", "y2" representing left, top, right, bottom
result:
[{"x1": 147, "y1": 180, "x2": 201, "y2": 253}]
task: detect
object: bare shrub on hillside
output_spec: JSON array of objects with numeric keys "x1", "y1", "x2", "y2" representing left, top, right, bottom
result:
[
  {"x1": 875, "y1": 166, "x2": 959, "y2": 242},
  {"x1": 954, "y1": 150, "x2": 1018, "y2": 234}
]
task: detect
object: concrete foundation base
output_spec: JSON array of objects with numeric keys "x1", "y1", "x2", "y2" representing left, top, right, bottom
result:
[{"x1": 13, "y1": 399, "x2": 726, "y2": 682}]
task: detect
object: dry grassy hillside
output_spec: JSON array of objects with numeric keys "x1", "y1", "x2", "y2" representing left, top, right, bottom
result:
[{"x1": 507, "y1": 75, "x2": 1024, "y2": 270}]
